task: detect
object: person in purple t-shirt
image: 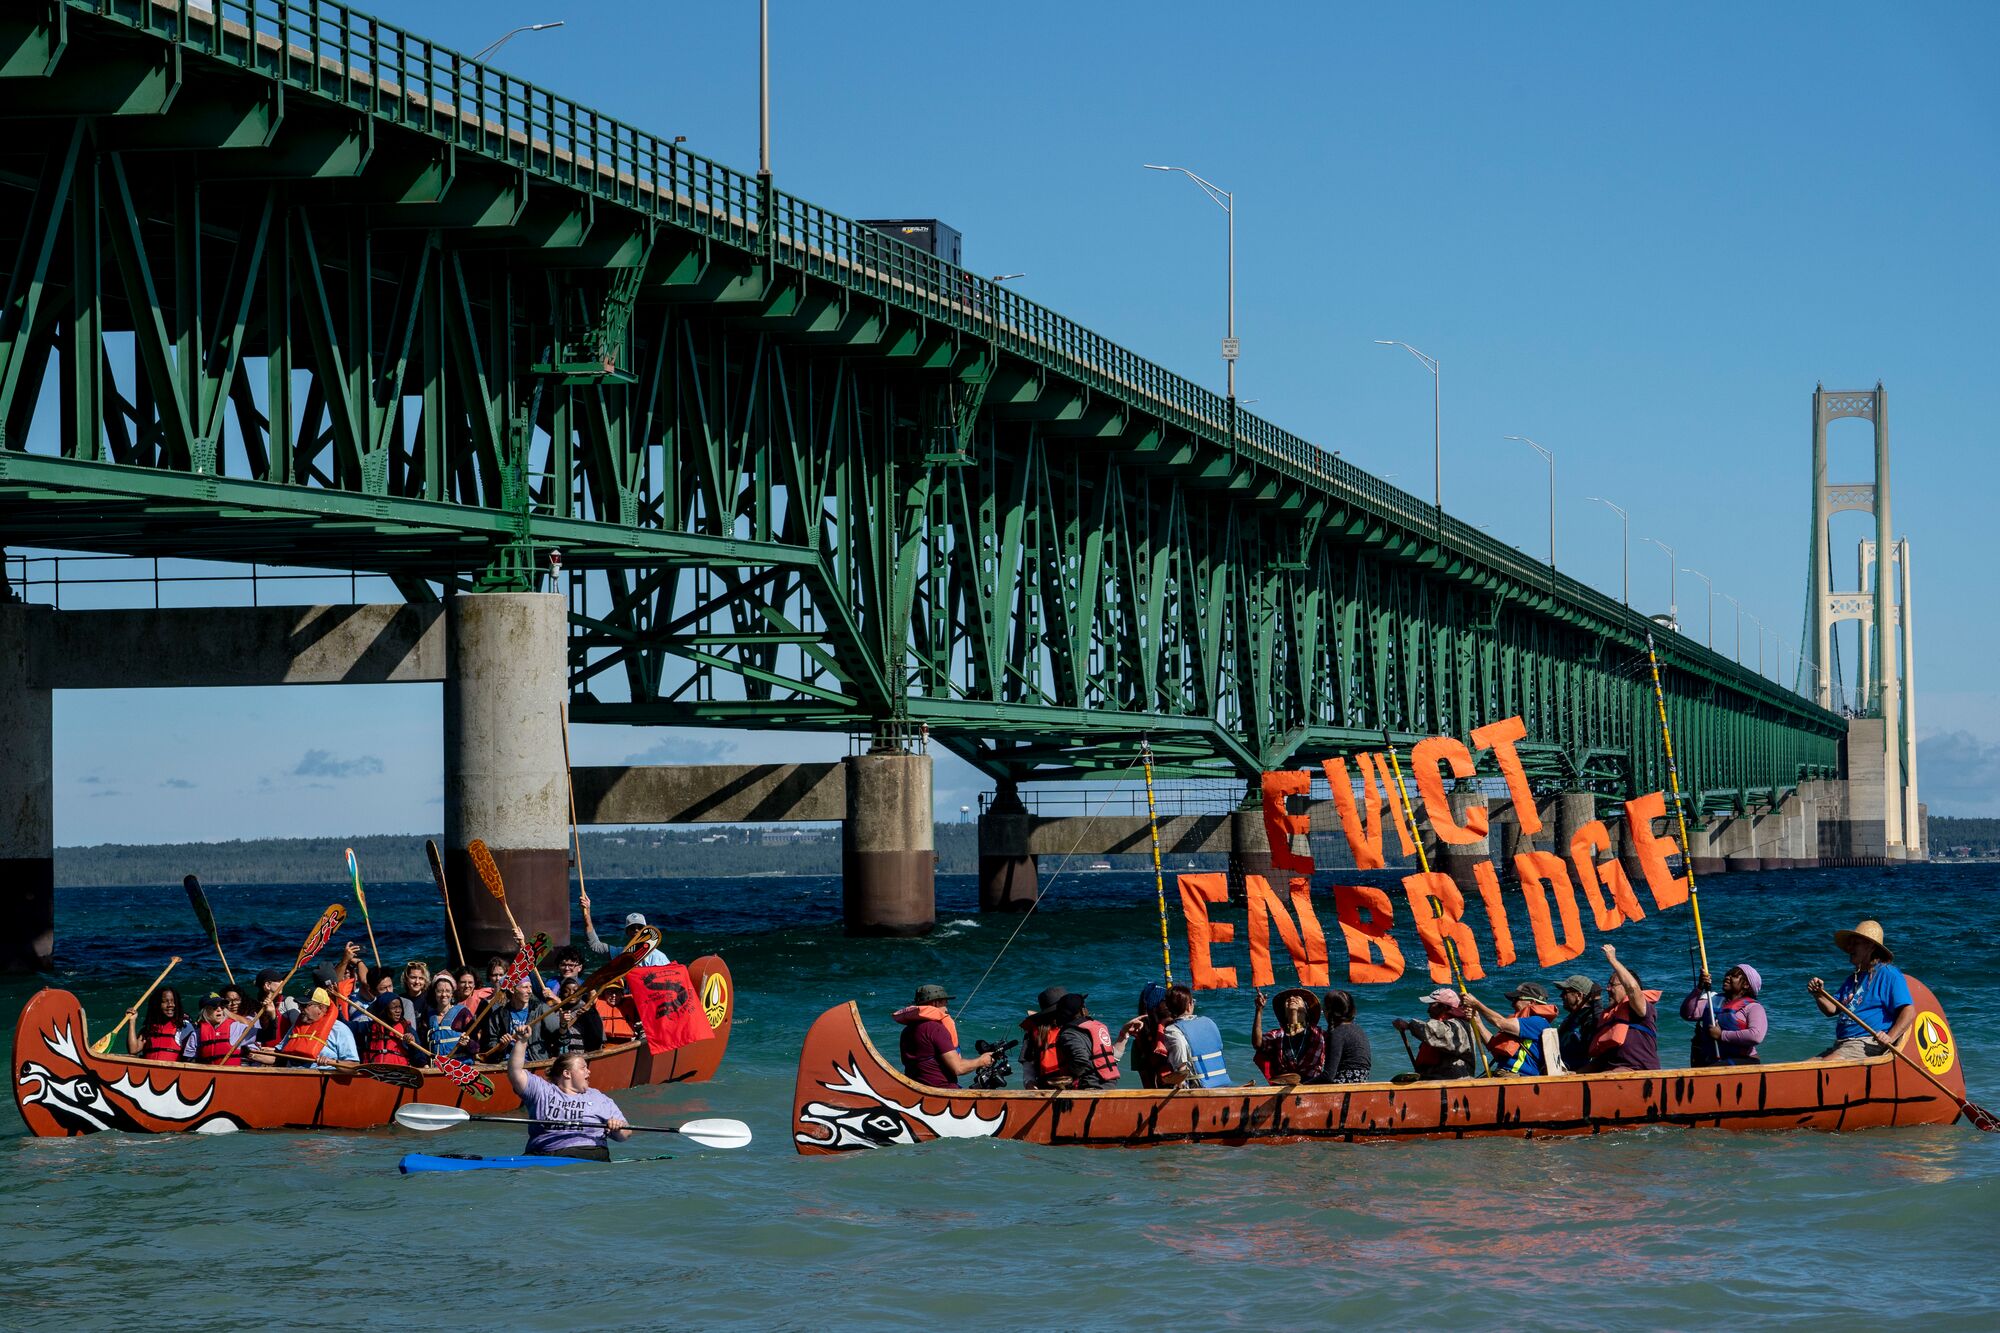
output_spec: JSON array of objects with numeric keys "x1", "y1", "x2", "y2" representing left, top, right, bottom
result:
[
  {"x1": 895, "y1": 984, "x2": 994, "y2": 1089},
  {"x1": 507, "y1": 1028, "x2": 631, "y2": 1160}
]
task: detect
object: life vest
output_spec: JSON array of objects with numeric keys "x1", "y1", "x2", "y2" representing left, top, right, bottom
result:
[
  {"x1": 1021, "y1": 1016, "x2": 1061, "y2": 1086},
  {"x1": 139, "y1": 1020, "x2": 184, "y2": 1061},
  {"x1": 195, "y1": 1019, "x2": 245, "y2": 1066},
  {"x1": 1059, "y1": 1018, "x2": 1120, "y2": 1085},
  {"x1": 1414, "y1": 1014, "x2": 1476, "y2": 1073},
  {"x1": 1131, "y1": 1018, "x2": 1171, "y2": 1088},
  {"x1": 1589, "y1": 990, "x2": 1663, "y2": 1059},
  {"x1": 891, "y1": 1004, "x2": 959, "y2": 1049},
  {"x1": 596, "y1": 995, "x2": 637, "y2": 1043},
  {"x1": 1697, "y1": 995, "x2": 1761, "y2": 1065},
  {"x1": 1486, "y1": 1002, "x2": 1560, "y2": 1074},
  {"x1": 362, "y1": 1015, "x2": 413, "y2": 1066},
  {"x1": 1175, "y1": 1014, "x2": 1229, "y2": 1087}
]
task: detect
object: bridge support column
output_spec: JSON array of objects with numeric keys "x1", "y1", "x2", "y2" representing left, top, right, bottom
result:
[
  {"x1": 1228, "y1": 806, "x2": 1271, "y2": 895},
  {"x1": 843, "y1": 748, "x2": 934, "y2": 936},
  {"x1": 1721, "y1": 815, "x2": 1761, "y2": 873},
  {"x1": 444, "y1": 592, "x2": 570, "y2": 965},
  {"x1": 1688, "y1": 821, "x2": 1727, "y2": 877},
  {"x1": 978, "y1": 781, "x2": 1037, "y2": 912},
  {"x1": 1431, "y1": 791, "x2": 1490, "y2": 903},
  {"x1": 1794, "y1": 786, "x2": 1823, "y2": 869},
  {"x1": 0, "y1": 603, "x2": 53, "y2": 972},
  {"x1": 1554, "y1": 792, "x2": 1596, "y2": 863}
]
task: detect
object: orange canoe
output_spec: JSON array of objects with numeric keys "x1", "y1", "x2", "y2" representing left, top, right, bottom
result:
[
  {"x1": 14, "y1": 955, "x2": 733, "y2": 1137},
  {"x1": 794, "y1": 973, "x2": 1967, "y2": 1154}
]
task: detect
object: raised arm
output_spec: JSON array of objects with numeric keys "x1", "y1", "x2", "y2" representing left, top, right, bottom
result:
[
  {"x1": 506, "y1": 1024, "x2": 534, "y2": 1097},
  {"x1": 1602, "y1": 944, "x2": 1643, "y2": 1004},
  {"x1": 1462, "y1": 992, "x2": 1521, "y2": 1037}
]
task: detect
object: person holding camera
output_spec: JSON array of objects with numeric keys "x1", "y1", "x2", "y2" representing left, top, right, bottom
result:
[{"x1": 893, "y1": 984, "x2": 994, "y2": 1089}]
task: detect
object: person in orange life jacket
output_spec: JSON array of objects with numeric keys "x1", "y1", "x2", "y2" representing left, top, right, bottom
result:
[
  {"x1": 1320, "y1": 989, "x2": 1373, "y2": 1083},
  {"x1": 129, "y1": 986, "x2": 193, "y2": 1061},
  {"x1": 261, "y1": 987, "x2": 359, "y2": 1068},
  {"x1": 1807, "y1": 918, "x2": 1915, "y2": 1061},
  {"x1": 182, "y1": 992, "x2": 251, "y2": 1065},
  {"x1": 1050, "y1": 993, "x2": 1130, "y2": 1089},
  {"x1": 1462, "y1": 981, "x2": 1562, "y2": 1077},
  {"x1": 1128, "y1": 982, "x2": 1175, "y2": 1089},
  {"x1": 893, "y1": 984, "x2": 994, "y2": 1089},
  {"x1": 1252, "y1": 988, "x2": 1327, "y2": 1083},
  {"x1": 1681, "y1": 964, "x2": 1767, "y2": 1067},
  {"x1": 1394, "y1": 987, "x2": 1479, "y2": 1080},
  {"x1": 1020, "y1": 986, "x2": 1070, "y2": 1089},
  {"x1": 1587, "y1": 944, "x2": 1662, "y2": 1072}
]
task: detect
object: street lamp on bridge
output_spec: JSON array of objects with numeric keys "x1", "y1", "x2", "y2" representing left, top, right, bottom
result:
[
  {"x1": 1682, "y1": 567, "x2": 1715, "y2": 650},
  {"x1": 1144, "y1": 164, "x2": 1237, "y2": 401},
  {"x1": 1585, "y1": 496, "x2": 1629, "y2": 606},
  {"x1": 471, "y1": 20, "x2": 564, "y2": 63},
  {"x1": 1722, "y1": 592, "x2": 1744, "y2": 663},
  {"x1": 1507, "y1": 435, "x2": 1555, "y2": 568},
  {"x1": 1375, "y1": 340, "x2": 1440, "y2": 511},
  {"x1": 1746, "y1": 612, "x2": 1766, "y2": 677},
  {"x1": 1642, "y1": 537, "x2": 1676, "y2": 623}
]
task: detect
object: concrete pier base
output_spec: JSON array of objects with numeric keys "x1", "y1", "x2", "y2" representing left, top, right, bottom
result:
[
  {"x1": 977, "y1": 782, "x2": 1038, "y2": 912},
  {"x1": 1554, "y1": 792, "x2": 1596, "y2": 860},
  {"x1": 1228, "y1": 807, "x2": 1272, "y2": 896},
  {"x1": 0, "y1": 603, "x2": 53, "y2": 972},
  {"x1": 843, "y1": 749, "x2": 935, "y2": 936},
  {"x1": 1432, "y1": 791, "x2": 1491, "y2": 902},
  {"x1": 1688, "y1": 821, "x2": 1727, "y2": 878},
  {"x1": 443, "y1": 592, "x2": 570, "y2": 965}
]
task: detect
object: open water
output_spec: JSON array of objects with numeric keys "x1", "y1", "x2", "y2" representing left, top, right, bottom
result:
[{"x1": 3, "y1": 863, "x2": 1996, "y2": 1330}]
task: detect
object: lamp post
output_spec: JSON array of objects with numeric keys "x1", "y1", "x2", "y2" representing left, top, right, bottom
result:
[
  {"x1": 1683, "y1": 568, "x2": 1715, "y2": 649},
  {"x1": 1585, "y1": 496, "x2": 1629, "y2": 606},
  {"x1": 758, "y1": 0, "x2": 770, "y2": 179},
  {"x1": 1642, "y1": 537, "x2": 1676, "y2": 623},
  {"x1": 990, "y1": 273, "x2": 1026, "y2": 282},
  {"x1": 1507, "y1": 435, "x2": 1555, "y2": 567},
  {"x1": 1722, "y1": 593, "x2": 1743, "y2": 663},
  {"x1": 1144, "y1": 164, "x2": 1236, "y2": 401},
  {"x1": 471, "y1": 20, "x2": 564, "y2": 63},
  {"x1": 1746, "y1": 613, "x2": 1766, "y2": 677},
  {"x1": 1376, "y1": 340, "x2": 1440, "y2": 510}
]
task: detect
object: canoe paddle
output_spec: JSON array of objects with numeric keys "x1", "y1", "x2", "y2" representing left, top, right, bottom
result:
[
  {"x1": 260, "y1": 1048, "x2": 426, "y2": 1089},
  {"x1": 93, "y1": 956, "x2": 181, "y2": 1054},
  {"x1": 1812, "y1": 986, "x2": 1999, "y2": 1132},
  {"x1": 424, "y1": 838, "x2": 468, "y2": 967},
  {"x1": 183, "y1": 875, "x2": 234, "y2": 985},
  {"x1": 393, "y1": 1102, "x2": 753, "y2": 1148},
  {"x1": 346, "y1": 847, "x2": 382, "y2": 969}
]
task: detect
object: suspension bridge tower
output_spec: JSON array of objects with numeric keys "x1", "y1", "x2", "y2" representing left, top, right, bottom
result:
[{"x1": 1807, "y1": 384, "x2": 1923, "y2": 859}]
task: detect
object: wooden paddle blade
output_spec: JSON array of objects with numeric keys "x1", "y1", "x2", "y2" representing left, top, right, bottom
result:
[
  {"x1": 394, "y1": 1103, "x2": 471, "y2": 1132},
  {"x1": 468, "y1": 839, "x2": 506, "y2": 900},
  {"x1": 1966, "y1": 1100, "x2": 2000, "y2": 1133},
  {"x1": 184, "y1": 876, "x2": 220, "y2": 939},
  {"x1": 425, "y1": 839, "x2": 449, "y2": 896},
  {"x1": 296, "y1": 904, "x2": 346, "y2": 968},
  {"x1": 361, "y1": 1063, "x2": 425, "y2": 1090},
  {"x1": 673, "y1": 1118, "x2": 753, "y2": 1150}
]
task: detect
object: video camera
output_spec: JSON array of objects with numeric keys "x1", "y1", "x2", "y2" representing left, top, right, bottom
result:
[{"x1": 971, "y1": 1037, "x2": 1017, "y2": 1090}]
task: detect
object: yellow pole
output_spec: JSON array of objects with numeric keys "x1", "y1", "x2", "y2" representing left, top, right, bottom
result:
[
  {"x1": 1381, "y1": 737, "x2": 1493, "y2": 1076},
  {"x1": 1645, "y1": 632, "x2": 1715, "y2": 1006},
  {"x1": 1142, "y1": 739, "x2": 1173, "y2": 986}
]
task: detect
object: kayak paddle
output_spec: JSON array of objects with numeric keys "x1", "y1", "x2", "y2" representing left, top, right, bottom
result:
[{"x1": 393, "y1": 1102, "x2": 752, "y2": 1149}]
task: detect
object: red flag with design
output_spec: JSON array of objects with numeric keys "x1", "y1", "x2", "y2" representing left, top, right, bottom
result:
[{"x1": 629, "y1": 963, "x2": 716, "y2": 1054}]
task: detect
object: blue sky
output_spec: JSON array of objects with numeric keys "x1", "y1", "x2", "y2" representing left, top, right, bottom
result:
[{"x1": 34, "y1": 1, "x2": 2000, "y2": 841}]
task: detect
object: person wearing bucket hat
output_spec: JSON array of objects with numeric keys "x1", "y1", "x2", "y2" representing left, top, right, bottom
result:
[
  {"x1": 1680, "y1": 964, "x2": 1768, "y2": 1067},
  {"x1": 1808, "y1": 919, "x2": 1915, "y2": 1061},
  {"x1": 1019, "y1": 986, "x2": 1070, "y2": 1088},
  {"x1": 891, "y1": 983, "x2": 993, "y2": 1089},
  {"x1": 1251, "y1": 988, "x2": 1326, "y2": 1083},
  {"x1": 1462, "y1": 981, "x2": 1562, "y2": 1077},
  {"x1": 1551, "y1": 975, "x2": 1603, "y2": 1074},
  {"x1": 1393, "y1": 986, "x2": 1478, "y2": 1080}
]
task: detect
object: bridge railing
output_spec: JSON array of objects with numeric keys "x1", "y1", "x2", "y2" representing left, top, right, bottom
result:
[{"x1": 77, "y1": 0, "x2": 1819, "y2": 718}]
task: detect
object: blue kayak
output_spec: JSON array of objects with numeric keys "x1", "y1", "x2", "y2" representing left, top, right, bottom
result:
[{"x1": 398, "y1": 1152, "x2": 669, "y2": 1174}]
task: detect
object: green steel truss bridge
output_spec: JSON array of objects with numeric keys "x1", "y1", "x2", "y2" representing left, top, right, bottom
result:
[{"x1": 0, "y1": 0, "x2": 1841, "y2": 813}]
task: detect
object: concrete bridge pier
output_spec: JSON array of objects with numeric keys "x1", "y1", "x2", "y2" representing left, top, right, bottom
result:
[
  {"x1": 842, "y1": 746, "x2": 935, "y2": 936},
  {"x1": 1430, "y1": 791, "x2": 1491, "y2": 903},
  {"x1": 1228, "y1": 806, "x2": 1271, "y2": 895},
  {"x1": 444, "y1": 592, "x2": 571, "y2": 964},
  {"x1": 0, "y1": 603, "x2": 53, "y2": 972},
  {"x1": 1554, "y1": 792, "x2": 1597, "y2": 862},
  {"x1": 977, "y1": 781, "x2": 1038, "y2": 912},
  {"x1": 1687, "y1": 821, "x2": 1728, "y2": 877}
]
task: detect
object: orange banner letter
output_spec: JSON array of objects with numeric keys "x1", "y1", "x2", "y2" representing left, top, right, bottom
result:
[
  {"x1": 1322, "y1": 757, "x2": 1385, "y2": 869},
  {"x1": 1245, "y1": 874, "x2": 1331, "y2": 987},
  {"x1": 1330, "y1": 882, "x2": 1406, "y2": 984},
  {"x1": 1411, "y1": 736, "x2": 1488, "y2": 845},
  {"x1": 1622, "y1": 790, "x2": 1690, "y2": 910},
  {"x1": 1471, "y1": 715, "x2": 1542, "y2": 835},
  {"x1": 1514, "y1": 850, "x2": 1587, "y2": 967},
  {"x1": 1399, "y1": 871, "x2": 1486, "y2": 983},
  {"x1": 1469, "y1": 860, "x2": 1518, "y2": 969},
  {"x1": 1260, "y1": 770, "x2": 1314, "y2": 874},
  {"x1": 1568, "y1": 819, "x2": 1646, "y2": 931},
  {"x1": 1178, "y1": 873, "x2": 1238, "y2": 990}
]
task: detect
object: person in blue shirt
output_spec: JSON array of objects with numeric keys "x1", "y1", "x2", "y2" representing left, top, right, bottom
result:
[
  {"x1": 1464, "y1": 980, "x2": 1561, "y2": 1076},
  {"x1": 622, "y1": 914, "x2": 672, "y2": 967},
  {"x1": 1808, "y1": 918, "x2": 1914, "y2": 1061}
]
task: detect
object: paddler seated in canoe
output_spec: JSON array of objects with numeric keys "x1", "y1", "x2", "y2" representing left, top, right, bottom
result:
[
  {"x1": 1251, "y1": 988, "x2": 1326, "y2": 1084},
  {"x1": 1128, "y1": 983, "x2": 1175, "y2": 1088},
  {"x1": 257, "y1": 987, "x2": 359, "y2": 1069},
  {"x1": 892, "y1": 983, "x2": 995, "y2": 1089},
  {"x1": 477, "y1": 979, "x2": 540, "y2": 1061},
  {"x1": 506, "y1": 1024, "x2": 631, "y2": 1161},
  {"x1": 1680, "y1": 965, "x2": 1767, "y2": 1067},
  {"x1": 1163, "y1": 983, "x2": 1233, "y2": 1087},
  {"x1": 1393, "y1": 986, "x2": 1478, "y2": 1080},
  {"x1": 1807, "y1": 918, "x2": 1915, "y2": 1061},
  {"x1": 1551, "y1": 975, "x2": 1602, "y2": 1073},
  {"x1": 623, "y1": 913, "x2": 672, "y2": 966},
  {"x1": 1586, "y1": 944, "x2": 1662, "y2": 1072},
  {"x1": 1046, "y1": 992, "x2": 1131, "y2": 1090},
  {"x1": 183, "y1": 992, "x2": 252, "y2": 1065},
  {"x1": 537, "y1": 980, "x2": 606, "y2": 1059},
  {"x1": 1462, "y1": 981, "x2": 1561, "y2": 1077},
  {"x1": 1321, "y1": 990, "x2": 1373, "y2": 1083},
  {"x1": 548, "y1": 946, "x2": 588, "y2": 996},
  {"x1": 1020, "y1": 986, "x2": 1069, "y2": 1089},
  {"x1": 129, "y1": 986, "x2": 193, "y2": 1061},
  {"x1": 251, "y1": 968, "x2": 299, "y2": 1047}
]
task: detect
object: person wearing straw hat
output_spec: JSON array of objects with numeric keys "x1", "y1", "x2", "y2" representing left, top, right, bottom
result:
[
  {"x1": 1808, "y1": 919, "x2": 1915, "y2": 1061},
  {"x1": 1251, "y1": 988, "x2": 1326, "y2": 1083}
]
